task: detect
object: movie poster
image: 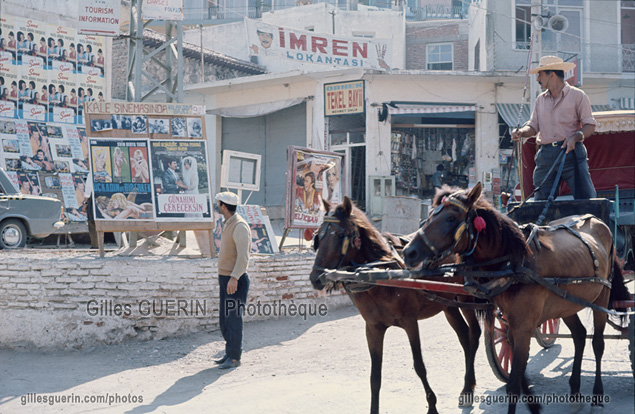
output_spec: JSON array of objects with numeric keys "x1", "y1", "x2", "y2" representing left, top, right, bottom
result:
[
  {"x1": 149, "y1": 139, "x2": 211, "y2": 220},
  {"x1": 212, "y1": 203, "x2": 279, "y2": 255},
  {"x1": 286, "y1": 146, "x2": 344, "y2": 229},
  {"x1": 237, "y1": 205, "x2": 278, "y2": 254},
  {"x1": 90, "y1": 138, "x2": 154, "y2": 220}
]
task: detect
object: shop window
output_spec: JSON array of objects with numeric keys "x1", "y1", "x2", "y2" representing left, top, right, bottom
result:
[
  {"x1": 539, "y1": 1, "x2": 583, "y2": 53},
  {"x1": 328, "y1": 113, "x2": 366, "y2": 147},
  {"x1": 353, "y1": 32, "x2": 375, "y2": 38},
  {"x1": 331, "y1": 132, "x2": 347, "y2": 146},
  {"x1": 426, "y1": 43, "x2": 453, "y2": 70},
  {"x1": 391, "y1": 128, "x2": 474, "y2": 199},
  {"x1": 329, "y1": 130, "x2": 365, "y2": 146},
  {"x1": 515, "y1": 0, "x2": 531, "y2": 50}
]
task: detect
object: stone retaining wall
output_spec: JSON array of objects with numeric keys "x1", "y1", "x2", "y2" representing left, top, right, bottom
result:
[{"x1": 0, "y1": 250, "x2": 348, "y2": 349}]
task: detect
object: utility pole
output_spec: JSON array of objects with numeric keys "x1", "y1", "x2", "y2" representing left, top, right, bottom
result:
[
  {"x1": 329, "y1": 10, "x2": 336, "y2": 35},
  {"x1": 200, "y1": 24, "x2": 205, "y2": 83},
  {"x1": 127, "y1": 0, "x2": 184, "y2": 103},
  {"x1": 529, "y1": 0, "x2": 543, "y2": 112}
]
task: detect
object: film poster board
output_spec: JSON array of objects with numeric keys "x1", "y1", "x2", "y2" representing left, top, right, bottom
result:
[
  {"x1": 285, "y1": 146, "x2": 344, "y2": 229},
  {"x1": 0, "y1": 117, "x2": 90, "y2": 223},
  {"x1": 212, "y1": 203, "x2": 278, "y2": 255},
  {"x1": 84, "y1": 101, "x2": 210, "y2": 222}
]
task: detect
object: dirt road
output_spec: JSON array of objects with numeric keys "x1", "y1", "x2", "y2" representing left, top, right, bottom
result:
[{"x1": 0, "y1": 305, "x2": 633, "y2": 413}]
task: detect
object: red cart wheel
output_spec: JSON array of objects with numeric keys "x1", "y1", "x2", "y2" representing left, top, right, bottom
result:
[
  {"x1": 629, "y1": 313, "x2": 634, "y2": 378},
  {"x1": 535, "y1": 318, "x2": 560, "y2": 348},
  {"x1": 484, "y1": 309, "x2": 512, "y2": 383}
]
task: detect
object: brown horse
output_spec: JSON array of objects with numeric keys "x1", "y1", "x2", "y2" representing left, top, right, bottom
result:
[
  {"x1": 309, "y1": 197, "x2": 482, "y2": 414},
  {"x1": 402, "y1": 182, "x2": 631, "y2": 414}
]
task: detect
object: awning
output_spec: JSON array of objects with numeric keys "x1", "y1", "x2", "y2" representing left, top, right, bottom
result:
[
  {"x1": 496, "y1": 103, "x2": 614, "y2": 128},
  {"x1": 388, "y1": 104, "x2": 477, "y2": 115},
  {"x1": 207, "y1": 97, "x2": 306, "y2": 118},
  {"x1": 496, "y1": 103, "x2": 531, "y2": 128}
]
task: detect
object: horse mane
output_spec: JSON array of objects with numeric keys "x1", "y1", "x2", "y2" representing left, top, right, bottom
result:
[
  {"x1": 333, "y1": 202, "x2": 393, "y2": 263},
  {"x1": 434, "y1": 186, "x2": 532, "y2": 264}
]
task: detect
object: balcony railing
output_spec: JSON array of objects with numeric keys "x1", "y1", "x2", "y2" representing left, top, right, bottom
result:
[
  {"x1": 182, "y1": 2, "x2": 468, "y2": 22},
  {"x1": 486, "y1": 42, "x2": 635, "y2": 74},
  {"x1": 624, "y1": 44, "x2": 635, "y2": 73},
  {"x1": 406, "y1": 5, "x2": 467, "y2": 21}
]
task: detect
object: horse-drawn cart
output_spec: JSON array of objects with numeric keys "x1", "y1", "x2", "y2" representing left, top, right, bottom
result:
[
  {"x1": 315, "y1": 112, "x2": 635, "y2": 385},
  {"x1": 310, "y1": 111, "x2": 634, "y2": 414},
  {"x1": 317, "y1": 253, "x2": 635, "y2": 383}
]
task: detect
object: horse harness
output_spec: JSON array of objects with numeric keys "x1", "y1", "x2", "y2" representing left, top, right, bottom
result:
[
  {"x1": 415, "y1": 191, "x2": 484, "y2": 266},
  {"x1": 313, "y1": 214, "x2": 362, "y2": 271},
  {"x1": 314, "y1": 212, "x2": 492, "y2": 309},
  {"x1": 314, "y1": 197, "x2": 629, "y2": 315},
  {"x1": 521, "y1": 213, "x2": 607, "y2": 282},
  {"x1": 434, "y1": 193, "x2": 632, "y2": 315}
]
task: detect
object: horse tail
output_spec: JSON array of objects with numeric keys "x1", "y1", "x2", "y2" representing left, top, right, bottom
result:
[
  {"x1": 609, "y1": 253, "x2": 632, "y2": 325},
  {"x1": 477, "y1": 304, "x2": 494, "y2": 331}
]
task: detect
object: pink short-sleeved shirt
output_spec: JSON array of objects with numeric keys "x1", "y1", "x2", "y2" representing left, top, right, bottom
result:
[{"x1": 527, "y1": 83, "x2": 596, "y2": 145}]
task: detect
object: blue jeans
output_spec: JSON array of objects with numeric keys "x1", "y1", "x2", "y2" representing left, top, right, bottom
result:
[
  {"x1": 219, "y1": 274, "x2": 249, "y2": 361},
  {"x1": 533, "y1": 142, "x2": 596, "y2": 201}
]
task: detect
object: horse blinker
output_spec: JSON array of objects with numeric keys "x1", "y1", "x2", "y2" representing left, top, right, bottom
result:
[{"x1": 454, "y1": 222, "x2": 467, "y2": 242}]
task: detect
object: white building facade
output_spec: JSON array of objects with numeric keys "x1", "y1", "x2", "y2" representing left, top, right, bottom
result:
[{"x1": 186, "y1": 0, "x2": 634, "y2": 217}]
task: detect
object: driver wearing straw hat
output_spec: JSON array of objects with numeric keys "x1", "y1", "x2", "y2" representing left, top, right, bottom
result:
[{"x1": 512, "y1": 56, "x2": 597, "y2": 200}]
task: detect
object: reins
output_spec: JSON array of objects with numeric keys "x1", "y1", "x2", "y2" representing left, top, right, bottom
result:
[{"x1": 507, "y1": 147, "x2": 567, "y2": 225}]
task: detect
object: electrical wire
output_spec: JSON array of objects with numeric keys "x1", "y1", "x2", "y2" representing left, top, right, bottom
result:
[{"x1": 458, "y1": 0, "x2": 634, "y2": 53}]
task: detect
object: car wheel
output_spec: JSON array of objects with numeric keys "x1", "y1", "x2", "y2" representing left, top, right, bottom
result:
[{"x1": 0, "y1": 219, "x2": 27, "y2": 249}]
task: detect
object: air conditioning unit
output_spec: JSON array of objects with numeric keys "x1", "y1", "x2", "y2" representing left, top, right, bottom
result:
[{"x1": 547, "y1": 15, "x2": 569, "y2": 32}]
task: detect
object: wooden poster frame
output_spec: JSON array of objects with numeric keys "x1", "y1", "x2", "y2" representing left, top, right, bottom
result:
[{"x1": 84, "y1": 102, "x2": 214, "y2": 257}]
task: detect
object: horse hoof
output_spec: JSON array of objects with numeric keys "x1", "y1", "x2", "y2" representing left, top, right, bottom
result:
[
  {"x1": 458, "y1": 393, "x2": 473, "y2": 407},
  {"x1": 569, "y1": 401, "x2": 583, "y2": 413}
]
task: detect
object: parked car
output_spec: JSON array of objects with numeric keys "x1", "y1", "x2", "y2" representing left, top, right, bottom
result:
[{"x1": 0, "y1": 168, "x2": 64, "y2": 248}]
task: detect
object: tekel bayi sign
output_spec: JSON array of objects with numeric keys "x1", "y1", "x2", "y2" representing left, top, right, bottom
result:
[{"x1": 324, "y1": 80, "x2": 365, "y2": 117}]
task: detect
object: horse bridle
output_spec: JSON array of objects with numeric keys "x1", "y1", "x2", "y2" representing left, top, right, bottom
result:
[
  {"x1": 312, "y1": 214, "x2": 361, "y2": 272},
  {"x1": 416, "y1": 192, "x2": 477, "y2": 265}
]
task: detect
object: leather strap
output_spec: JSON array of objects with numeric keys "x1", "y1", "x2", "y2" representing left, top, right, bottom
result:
[{"x1": 516, "y1": 265, "x2": 634, "y2": 316}]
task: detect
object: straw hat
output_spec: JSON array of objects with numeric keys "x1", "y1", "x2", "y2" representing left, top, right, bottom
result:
[{"x1": 528, "y1": 56, "x2": 576, "y2": 74}]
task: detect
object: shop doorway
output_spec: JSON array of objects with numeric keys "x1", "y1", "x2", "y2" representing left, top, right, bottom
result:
[
  {"x1": 332, "y1": 144, "x2": 366, "y2": 210},
  {"x1": 329, "y1": 114, "x2": 366, "y2": 210}
]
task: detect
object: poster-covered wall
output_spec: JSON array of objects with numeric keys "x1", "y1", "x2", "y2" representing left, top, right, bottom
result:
[
  {"x1": 0, "y1": 14, "x2": 107, "y2": 125},
  {"x1": 0, "y1": 117, "x2": 90, "y2": 223}
]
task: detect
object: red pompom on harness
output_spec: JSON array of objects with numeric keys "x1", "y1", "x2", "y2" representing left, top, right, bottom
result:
[{"x1": 473, "y1": 216, "x2": 486, "y2": 233}]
